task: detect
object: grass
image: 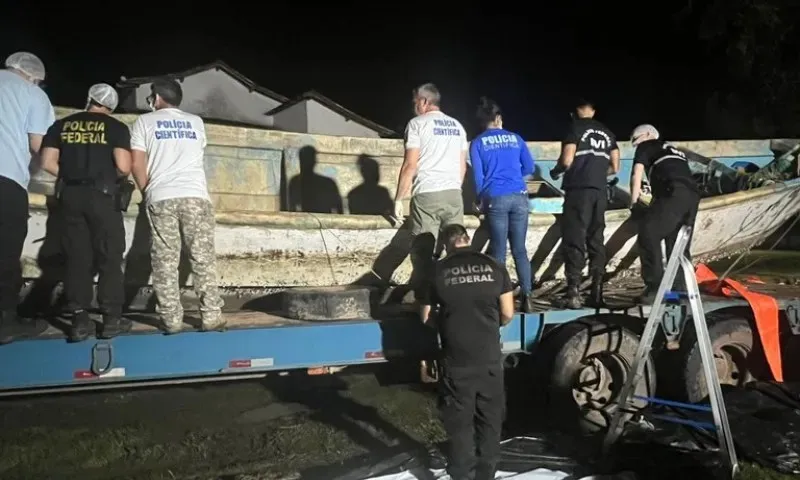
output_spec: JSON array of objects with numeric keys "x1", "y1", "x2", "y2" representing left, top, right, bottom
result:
[
  {"x1": 739, "y1": 463, "x2": 797, "y2": 479},
  {"x1": 0, "y1": 368, "x2": 795, "y2": 479},
  {"x1": 0, "y1": 370, "x2": 447, "y2": 479}
]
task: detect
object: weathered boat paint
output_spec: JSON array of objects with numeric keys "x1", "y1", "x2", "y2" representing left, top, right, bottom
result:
[
  {"x1": 20, "y1": 108, "x2": 799, "y2": 287},
  {"x1": 21, "y1": 178, "x2": 800, "y2": 287}
]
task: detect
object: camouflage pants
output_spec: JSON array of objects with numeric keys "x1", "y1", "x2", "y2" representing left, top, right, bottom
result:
[{"x1": 147, "y1": 197, "x2": 224, "y2": 328}]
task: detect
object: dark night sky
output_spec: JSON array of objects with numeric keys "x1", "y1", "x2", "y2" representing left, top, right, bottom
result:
[{"x1": 1, "y1": 3, "x2": 714, "y2": 141}]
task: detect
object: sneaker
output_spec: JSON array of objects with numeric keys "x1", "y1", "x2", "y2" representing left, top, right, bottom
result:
[{"x1": 69, "y1": 310, "x2": 93, "y2": 343}]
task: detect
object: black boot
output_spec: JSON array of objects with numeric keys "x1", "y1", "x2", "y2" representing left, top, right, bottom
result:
[
  {"x1": 99, "y1": 313, "x2": 131, "y2": 339},
  {"x1": 69, "y1": 310, "x2": 93, "y2": 343},
  {"x1": 0, "y1": 310, "x2": 48, "y2": 345},
  {"x1": 521, "y1": 293, "x2": 535, "y2": 313},
  {"x1": 565, "y1": 285, "x2": 582, "y2": 309},
  {"x1": 587, "y1": 274, "x2": 605, "y2": 308},
  {"x1": 637, "y1": 285, "x2": 659, "y2": 305}
]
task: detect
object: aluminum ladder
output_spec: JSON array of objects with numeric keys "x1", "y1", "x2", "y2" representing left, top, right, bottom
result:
[{"x1": 602, "y1": 225, "x2": 739, "y2": 478}]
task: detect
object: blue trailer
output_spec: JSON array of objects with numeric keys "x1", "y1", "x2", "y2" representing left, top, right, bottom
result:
[
  {"x1": 1, "y1": 281, "x2": 796, "y2": 434},
  {"x1": 4, "y1": 137, "x2": 798, "y2": 433}
]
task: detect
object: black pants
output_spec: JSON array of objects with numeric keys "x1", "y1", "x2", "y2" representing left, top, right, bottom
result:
[
  {"x1": 561, "y1": 187, "x2": 606, "y2": 286},
  {"x1": 638, "y1": 186, "x2": 700, "y2": 290},
  {"x1": 60, "y1": 186, "x2": 125, "y2": 315},
  {"x1": 0, "y1": 175, "x2": 28, "y2": 313},
  {"x1": 439, "y1": 364, "x2": 505, "y2": 480}
]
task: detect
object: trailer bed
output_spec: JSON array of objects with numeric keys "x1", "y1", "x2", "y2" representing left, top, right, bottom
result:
[{"x1": 2, "y1": 281, "x2": 799, "y2": 396}]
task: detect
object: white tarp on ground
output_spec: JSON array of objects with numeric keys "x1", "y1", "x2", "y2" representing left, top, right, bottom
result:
[
  {"x1": 359, "y1": 436, "x2": 640, "y2": 480},
  {"x1": 366, "y1": 468, "x2": 636, "y2": 480},
  {"x1": 365, "y1": 467, "x2": 569, "y2": 479}
]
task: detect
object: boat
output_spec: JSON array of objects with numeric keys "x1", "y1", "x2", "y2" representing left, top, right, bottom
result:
[{"x1": 19, "y1": 107, "x2": 800, "y2": 290}]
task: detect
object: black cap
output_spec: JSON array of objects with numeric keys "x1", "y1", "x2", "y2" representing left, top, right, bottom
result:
[
  {"x1": 575, "y1": 98, "x2": 596, "y2": 110},
  {"x1": 151, "y1": 77, "x2": 183, "y2": 107}
]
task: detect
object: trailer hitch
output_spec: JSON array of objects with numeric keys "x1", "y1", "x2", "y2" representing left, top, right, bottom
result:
[
  {"x1": 660, "y1": 304, "x2": 686, "y2": 350},
  {"x1": 91, "y1": 342, "x2": 114, "y2": 376}
]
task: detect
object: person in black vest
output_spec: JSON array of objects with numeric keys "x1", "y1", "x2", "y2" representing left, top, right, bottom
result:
[
  {"x1": 549, "y1": 100, "x2": 620, "y2": 308},
  {"x1": 629, "y1": 124, "x2": 701, "y2": 303},
  {"x1": 420, "y1": 223, "x2": 514, "y2": 480},
  {"x1": 39, "y1": 83, "x2": 132, "y2": 342}
]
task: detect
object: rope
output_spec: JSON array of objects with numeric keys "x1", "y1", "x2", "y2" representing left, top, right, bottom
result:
[{"x1": 308, "y1": 213, "x2": 338, "y2": 285}]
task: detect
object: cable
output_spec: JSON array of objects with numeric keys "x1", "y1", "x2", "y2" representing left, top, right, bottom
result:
[{"x1": 308, "y1": 213, "x2": 338, "y2": 285}]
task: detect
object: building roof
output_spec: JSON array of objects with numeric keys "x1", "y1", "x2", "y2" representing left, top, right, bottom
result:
[
  {"x1": 265, "y1": 90, "x2": 396, "y2": 137},
  {"x1": 116, "y1": 60, "x2": 289, "y2": 103}
]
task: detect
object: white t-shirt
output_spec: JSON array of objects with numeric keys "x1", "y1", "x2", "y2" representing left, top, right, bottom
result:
[
  {"x1": 404, "y1": 110, "x2": 468, "y2": 196},
  {"x1": 130, "y1": 108, "x2": 211, "y2": 204}
]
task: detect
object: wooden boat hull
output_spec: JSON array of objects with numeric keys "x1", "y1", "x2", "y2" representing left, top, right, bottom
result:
[{"x1": 20, "y1": 178, "x2": 800, "y2": 288}]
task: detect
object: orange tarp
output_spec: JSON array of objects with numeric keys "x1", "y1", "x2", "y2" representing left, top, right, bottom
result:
[{"x1": 695, "y1": 263, "x2": 783, "y2": 382}]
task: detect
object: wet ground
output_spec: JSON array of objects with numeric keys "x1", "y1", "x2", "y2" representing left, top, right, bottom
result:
[
  {"x1": 0, "y1": 366, "x2": 445, "y2": 479},
  {"x1": 1, "y1": 364, "x2": 795, "y2": 479},
  {"x1": 2, "y1": 251, "x2": 800, "y2": 479}
]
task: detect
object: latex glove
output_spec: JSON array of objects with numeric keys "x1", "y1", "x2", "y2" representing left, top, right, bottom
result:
[
  {"x1": 549, "y1": 168, "x2": 561, "y2": 180},
  {"x1": 393, "y1": 200, "x2": 404, "y2": 224}
]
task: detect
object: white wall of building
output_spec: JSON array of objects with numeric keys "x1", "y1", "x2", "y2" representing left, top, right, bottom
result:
[{"x1": 121, "y1": 69, "x2": 283, "y2": 128}]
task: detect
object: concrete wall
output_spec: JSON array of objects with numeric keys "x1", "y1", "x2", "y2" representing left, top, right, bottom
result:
[
  {"x1": 21, "y1": 108, "x2": 799, "y2": 288},
  {"x1": 120, "y1": 69, "x2": 283, "y2": 128},
  {"x1": 31, "y1": 108, "x2": 784, "y2": 218}
]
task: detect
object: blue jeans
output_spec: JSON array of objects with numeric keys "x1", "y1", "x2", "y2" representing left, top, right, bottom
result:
[{"x1": 485, "y1": 193, "x2": 532, "y2": 295}]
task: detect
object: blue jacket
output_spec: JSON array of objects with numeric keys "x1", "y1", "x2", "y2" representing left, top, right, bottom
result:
[{"x1": 469, "y1": 128, "x2": 535, "y2": 201}]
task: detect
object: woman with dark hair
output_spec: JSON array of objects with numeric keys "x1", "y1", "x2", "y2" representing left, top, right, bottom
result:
[{"x1": 469, "y1": 97, "x2": 536, "y2": 311}]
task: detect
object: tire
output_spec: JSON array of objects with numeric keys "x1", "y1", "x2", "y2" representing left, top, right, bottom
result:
[
  {"x1": 543, "y1": 318, "x2": 657, "y2": 435},
  {"x1": 678, "y1": 314, "x2": 755, "y2": 403},
  {"x1": 282, "y1": 286, "x2": 374, "y2": 321}
]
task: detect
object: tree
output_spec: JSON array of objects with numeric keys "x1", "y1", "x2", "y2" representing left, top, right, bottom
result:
[{"x1": 675, "y1": 0, "x2": 799, "y2": 136}]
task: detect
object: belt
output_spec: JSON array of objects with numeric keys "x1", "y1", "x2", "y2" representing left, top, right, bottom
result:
[{"x1": 63, "y1": 179, "x2": 97, "y2": 186}]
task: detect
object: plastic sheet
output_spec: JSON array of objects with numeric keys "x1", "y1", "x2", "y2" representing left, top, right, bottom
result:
[
  {"x1": 328, "y1": 436, "x2": 630, "y2": 480},
  {"x1": 615, "y1": 381, "x2": 800, "y2": 476},
  {"x1": 329, "y1": 382, "x2": 800, "y2": 480}
]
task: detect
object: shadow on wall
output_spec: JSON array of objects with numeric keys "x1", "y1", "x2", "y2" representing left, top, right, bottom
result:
[
  {"x1": 19, "y1": 196, "x2": 65, "y2": 320},
  {"x1": 18, "y1": 197, "x2": 193, "y2": 318},
  {"x1": 462, "y1": 162, "x2": 479, "y2": 217},
  {"x1": 348, "y1": 155, "x2": 393, "y2": 215},
  {"x1": 464, "y1": 162, "x2": 492, "y2": 254},
  {"x1": 283, "y1": 146, "x2": 344, "y2": 214},
  {"x1": 123, "y1": 204, "x2": 192, "y2": 312},
  {"x1": 528, "y1": 211, "x2": 643, "y2": 287}
]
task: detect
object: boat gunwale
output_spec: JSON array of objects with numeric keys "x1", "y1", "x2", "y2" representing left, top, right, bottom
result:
[{"x1": 24, "y1": 178, "x2": 800, "y2": 231}]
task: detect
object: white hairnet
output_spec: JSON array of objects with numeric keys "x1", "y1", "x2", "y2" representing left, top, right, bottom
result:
[
  {"x1": 88, "y1": 83, "x2": 119, "y2": 111},
  {"x1": 4, "y1": 52, "x2": 46, "y2": 81},
  {"x1": 630, "y1": 124, "x2": 660, "y2": 146}
]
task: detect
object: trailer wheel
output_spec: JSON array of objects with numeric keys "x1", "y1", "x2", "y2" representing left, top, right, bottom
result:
[
  {"x1": 282, "y1": 286, "x2": 374, "y2": 321},
  {"x1": 544, "y1": 318, "x2": 657, "y2": 434},
  {"x1": 679, "y1": 314, "x2": 754, "y2": 403}
]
